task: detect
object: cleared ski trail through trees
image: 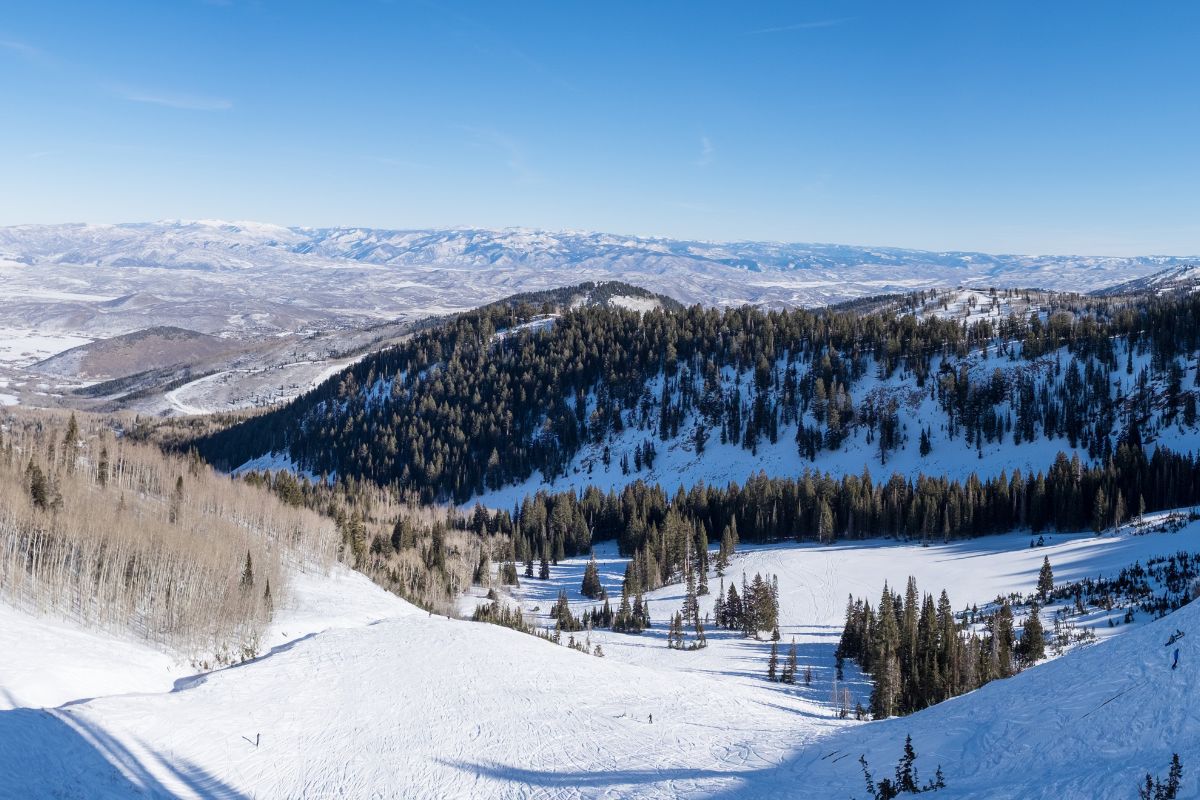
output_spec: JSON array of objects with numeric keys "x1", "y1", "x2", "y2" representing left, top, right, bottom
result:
[{"x1": 4, "y1": 518, "x2": 1200, "y2": 798}]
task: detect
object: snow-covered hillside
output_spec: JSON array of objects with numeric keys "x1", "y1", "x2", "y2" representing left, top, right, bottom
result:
[
  {"x1": 7, "y1": 512, "x2": 1197, "y2": 798},
  {"x1": 476, "y1": 337, "x2": 1198, "y2": 509},
  {"x1": 1093, "y1": 263, "x2": 1200, "y2": 297},
  {"x1": 789, "y1": 583, "x2": 1199, "y2": 798}
]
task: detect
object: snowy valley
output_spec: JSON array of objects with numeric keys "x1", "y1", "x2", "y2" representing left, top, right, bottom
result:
[{"x1": 5, "y1": 277, "x2": 1200, "y2": 798}]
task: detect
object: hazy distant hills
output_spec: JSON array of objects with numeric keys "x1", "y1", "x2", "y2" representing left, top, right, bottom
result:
[{"x1": 1, "y1": 221, "x2": 1195, "y2": 336}]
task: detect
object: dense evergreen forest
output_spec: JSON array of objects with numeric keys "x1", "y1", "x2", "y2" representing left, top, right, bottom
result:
[
  {"x1": 193, "y1": 285, "x2": 1200, "y2": 504},
  {"x1": 451, "y1": 443, "x2": 1200, "y2": 600}
]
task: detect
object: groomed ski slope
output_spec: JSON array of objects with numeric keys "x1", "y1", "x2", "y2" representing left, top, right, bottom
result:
[
  {"x1": 0, "y1": 566, "x2": 829, "y2": 799},
  {"x1": 3, "y1": 519, "x2": 1198, "y2": 798}
]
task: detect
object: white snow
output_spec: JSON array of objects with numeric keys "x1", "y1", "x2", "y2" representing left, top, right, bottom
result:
[
  {"x1": 608, "y1": 295, "x2": 661, "y2": 313},
  {"x1": 3, "y1": 519, "x2": 1198, "y2": 797},
  {"x1": 785, "y1": 588, "x2": 1200, "y2": 798},
  {"x1": 0, "y1": 603, "x2": 180, "y2": 711},
  {"x1": 0, "y1": 327, "x2": 92, "y2": 367}
]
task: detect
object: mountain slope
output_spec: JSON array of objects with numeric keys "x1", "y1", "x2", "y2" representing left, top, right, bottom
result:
[
  {"x1": 781, "y1": 586, "x2": 1199, "y2": 799},
  {"x1": 5, "y1": 510, "x2": 1197, "y2": 798},
  {"x1": 32, "y1": 326, "x2": 234, "y2": 380},
  {"x1": 0, "y1": 565, "x2": 822, "y2": 799},
  {"x1": 1093, "y1": 263, "x2": 1200, "y2": 297},
  {"x1": 196, "y1": 287, "x2": 1200, "y2": 511}
]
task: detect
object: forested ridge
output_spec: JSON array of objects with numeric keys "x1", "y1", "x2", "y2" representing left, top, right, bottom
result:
[{"x1": 194, "y1": 285, "x2": 1200, "y2": 506}]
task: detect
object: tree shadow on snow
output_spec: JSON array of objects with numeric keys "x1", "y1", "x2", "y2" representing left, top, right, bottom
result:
[
  {"x1": 0, "y1": 706, "x2": 247, "y2": 798},
  {"x1": 437, "y1": 757, "x2": 752, "y2": 790}
]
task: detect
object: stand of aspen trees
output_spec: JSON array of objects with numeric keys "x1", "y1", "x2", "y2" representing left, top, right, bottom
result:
[{"x1": 0, "y1": 410, "x2": 338, "y2": 666}]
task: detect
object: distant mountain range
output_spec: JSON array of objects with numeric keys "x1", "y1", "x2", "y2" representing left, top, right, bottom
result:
[{"x1": 1, "y1": 221, "x2": 1195, "y2": 332}]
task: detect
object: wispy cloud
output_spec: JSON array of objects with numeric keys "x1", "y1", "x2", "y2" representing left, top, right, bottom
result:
[
  {"x1": 109, "y1": 84, "x2": 232, "y2": 111},
  {"x1": 747, "y1": 17, "x2": 854, "y2": 35},
  {"x1": 460, "y1": 125, "x2": 539, "y2": 184},
  {"x1": 422, "y1": 0, "x2": 576, "y2": 92},
  {"x1": 3, "y1": 38, "x2": 232, "y2": 112},
  {"x1": 0, "y1": 38, "x2": 45, "y2": 60},
  {"x1": 372, "y1": 156, "x2": 432, "y2": 170},
  {"x1": 695, "y1": 136, "x2": 714, "y2": 167}
]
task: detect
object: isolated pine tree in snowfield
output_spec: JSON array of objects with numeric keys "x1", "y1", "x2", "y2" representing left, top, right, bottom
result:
[
  {"x1": 1037, "y1": 556, "x2": 1054, "y2": 600},
  {"x1": 767, "y1": 640, "x2": 779, "y2": 681},
  {"x1": 580, "y1": 556, "x2": 604, "y2": 599}
]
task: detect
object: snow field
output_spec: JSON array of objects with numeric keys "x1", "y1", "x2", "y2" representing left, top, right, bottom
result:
[{"x1": 3, "y1": 515, "x2": 1199, "y2": 797}]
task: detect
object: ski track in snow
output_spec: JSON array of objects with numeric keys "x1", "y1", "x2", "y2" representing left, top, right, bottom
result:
[{"x1": 4, "y1": 515, "x2": 1199, "y2": 797}]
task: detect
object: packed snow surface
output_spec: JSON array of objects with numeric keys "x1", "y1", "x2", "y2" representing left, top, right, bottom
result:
[{"x1": 4, "y1": 516, "x2": 1199, "y2": 797}]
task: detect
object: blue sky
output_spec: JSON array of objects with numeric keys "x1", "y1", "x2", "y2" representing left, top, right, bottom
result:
[{"x1": 1, "y1": 1, "x2": 1197, "y2": 255}]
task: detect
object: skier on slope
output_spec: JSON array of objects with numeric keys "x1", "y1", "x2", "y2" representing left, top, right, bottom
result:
[{"x1": 1172, "y1": 648, "x2": 1180, "y2": 670}]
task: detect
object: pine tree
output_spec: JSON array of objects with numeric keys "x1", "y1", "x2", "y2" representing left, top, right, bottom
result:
[
  {"x1": 726, "y1": 582, "x2": 743, "y2": 631},
  {"x1": 682, "y1": 536, "x2": 699, "y2": 626},
  {"x1": 27, "y1": 462, "x2": 49, "y2": 509},
  {"x1": 871, "y1": 587, "x2": 901, "y2": 719},
  {"x1": 714, "y1": 577, "x2": 727, "y2": 627},
  {"x1": 817, "y1": 499, "x2": 835, "y2": 543},
  {"x1": 783, "y1": 638, "x2": 799, "y2": 684},
  {"x1": 169, "y1": 475, "x2": 184, "y2": 524},
  {"x1": 767, "y1": 640, "x2": 779, "y2": 681},
  {"x1": 992, "y1": 600, "x2": 1015, "y2": 678},
  {"x1": 1037, "y1": 556, "x2": 1054, "y2": 600},
  {"x1": 1019, "y1": 600, "x2": 1046, "y2": 665},
  {"x1": 581, "y1": 555, "x2": 604, "y2": 598},
  {"x1": 896, "y1": 734, "x2": 918, "y2": 793},
  {"x1": 62, "y1": 413, "x2": 78, "y2": 472},
  {"x1": 1092, "y1": 486, "x2": 1108, "y2": 533},
  {"x1": 1167, "y1": 754, "x2": 1183, "y2": 799},
  {"x1": 240, "y1": 550, "x2": 254, "y2": 589},
  {"x1": 97, "y1": 446, "x2": 109, "y2": 488},
  {"x1": 1140, "y1": 753, "x2": 1184, "y2": 800}
]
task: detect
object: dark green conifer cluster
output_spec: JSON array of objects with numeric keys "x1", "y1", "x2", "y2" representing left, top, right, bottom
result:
[{"x1": 837, "y1": 577, "x2": 1047, "y2": 719}]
